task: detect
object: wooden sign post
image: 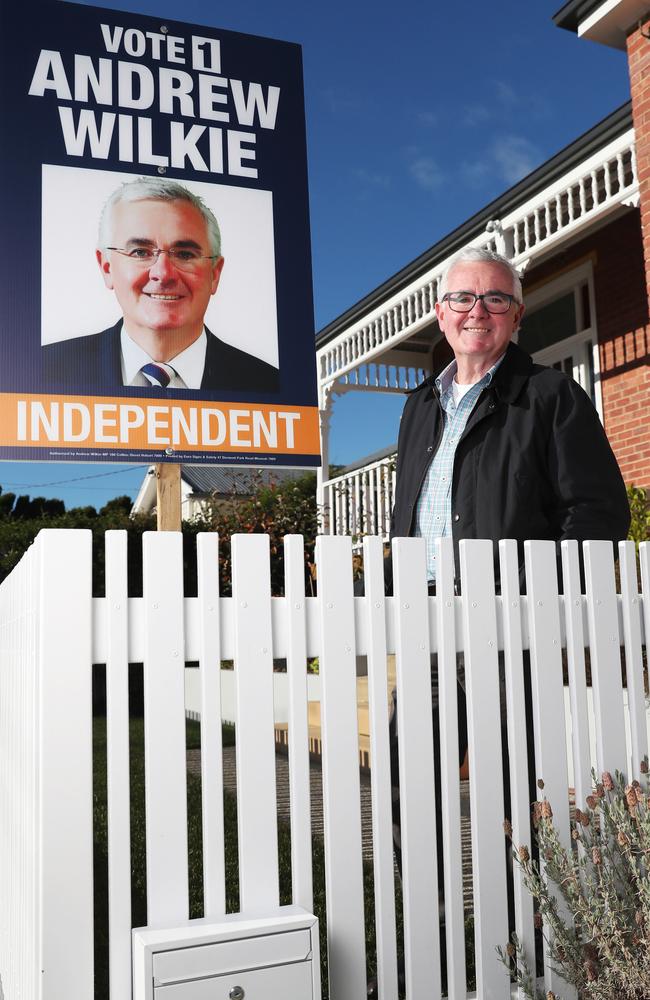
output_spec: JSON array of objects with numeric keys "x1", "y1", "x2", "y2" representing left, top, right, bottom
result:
[{"x1": 155, "y1": 463, "x2": 182, "y2": 531}]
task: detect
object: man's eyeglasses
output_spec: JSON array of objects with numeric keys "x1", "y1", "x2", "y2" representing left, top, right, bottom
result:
[
  {"x1": 107, "y1": 246, "x2": 219, "y2": 272},
  {"x1": 441, "y1": 291, "x2": 517, "y2": 314}
]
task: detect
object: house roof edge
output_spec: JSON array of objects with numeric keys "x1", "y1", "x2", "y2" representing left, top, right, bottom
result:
[{"x1": 552, "y1": 0, "x2": 605, "y2": 33}]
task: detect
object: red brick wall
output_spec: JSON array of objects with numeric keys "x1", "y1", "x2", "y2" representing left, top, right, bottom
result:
[
  {"x1": 525, "y1": 211, "x2": 649, "y2": 488},
  {"x1": 620, "y1": 24, "x2": 650, "y2": 488},
  {"x1": 628, "y1": 25, "x2": 650, "y2": 309}
]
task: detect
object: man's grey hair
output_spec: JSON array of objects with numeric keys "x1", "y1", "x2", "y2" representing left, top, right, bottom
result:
[
  {"x1": 98, "y1": 176, "x2": 221, "y2": 257},
  {"x1": 438, "y1": 246, "x2": 523, "y2": 301}
]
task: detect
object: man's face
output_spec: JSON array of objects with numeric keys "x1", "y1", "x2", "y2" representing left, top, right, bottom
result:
[
  {"x1": 435, "y1": 261, "x2": 525, "y2": 373},
  {"x1": 96, "y1": 198, "x2": 224, "y2": 346}
]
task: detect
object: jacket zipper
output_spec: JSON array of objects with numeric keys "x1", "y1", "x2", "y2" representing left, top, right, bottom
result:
[{"x1": 407, "y1": 387, "x2": 445, "y2": 536}]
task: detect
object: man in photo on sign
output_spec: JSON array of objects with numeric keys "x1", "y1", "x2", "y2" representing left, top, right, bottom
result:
[{"x1": 44, "y1": 176, "x2": 279, "y2": 393}]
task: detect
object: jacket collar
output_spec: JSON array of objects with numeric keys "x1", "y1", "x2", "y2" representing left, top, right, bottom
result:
[
  {"x1": 413, "y1": 340, "x2": 532, "y2": 403},
  {"x1": 490, "y1": 341, "x2": 533, "y2": 404}
]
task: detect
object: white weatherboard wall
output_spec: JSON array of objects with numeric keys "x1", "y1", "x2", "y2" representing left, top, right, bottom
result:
[{"x1": 0, "y1": 530, "x2": 647, "y2": 1000}]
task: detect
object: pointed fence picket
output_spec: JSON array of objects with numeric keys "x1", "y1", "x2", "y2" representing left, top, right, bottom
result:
[
  {"x1": 362, "y1": 535, "x2": 399, "y2": 1000},
  {"x1": 524, "y1": 541, "x2": 575, "y2": 1000},
  {"x1": 196, "y1": 532, "x2": 226, "y2": 919},
  {"x1": 316, "y1": 534, "x2": 368, "y2": 999},
  {"x1": 284, "y1": 534, "x2": 315, "y2": 915},
  {"x1": 392, "y1": 538, "x2": 442, "y2": 999},
  {"x1": 560, "y1": 540, "x2": 592, "y2": 810},
  {"x1": 0, "y1": 530, "x2": 647, "y2": 1000},
  {"x1": 584, "y1": 541, "x2": 628, "y2": 778},
  {"x1": 618, "y1": 540, "x2": 648, "y2": 774},
  {"x1": 499, "y1": 540, "x2": 535, "y2": 1000},
  {"x1": 105, "y1": 530, "x2": 132, "y2": 999},
  {"x1": 142, "y1": 531, "x2": 189, "y2": 925},
  {"x1": 437, "y1": 537, "x2": 467, "y2": 999},
  {"x1": 460, "y1": 540, "x2": 509, "y2": 1000},
  {"x1": 231, "y1": 534, "x2": 280, "y2": 911}
]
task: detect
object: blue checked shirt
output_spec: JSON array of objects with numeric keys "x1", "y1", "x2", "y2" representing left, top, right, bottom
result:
[{"x1": 416, "y1": 355, "x2": 504, "y2": 581}]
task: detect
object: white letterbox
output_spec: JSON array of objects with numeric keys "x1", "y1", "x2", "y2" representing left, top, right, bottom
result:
[{"x1": 133, "y1": 906, "x2": 320, "y2": 1000}]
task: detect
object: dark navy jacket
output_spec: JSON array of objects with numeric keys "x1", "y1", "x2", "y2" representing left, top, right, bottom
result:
[
  {"x1": 390, "y1": 341, "x2": 630, "y2": 586},
  {"x1": 43, "y1": 321, "x2": 279, "y2": 394}
]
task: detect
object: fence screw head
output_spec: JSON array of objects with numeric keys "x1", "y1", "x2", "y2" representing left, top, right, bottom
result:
[{"x1": 403, "y1": 602, "x2": 409, "y2": 609}]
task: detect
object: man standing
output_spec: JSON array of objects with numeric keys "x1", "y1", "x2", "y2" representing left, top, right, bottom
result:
[
  {"x1": 391, "y1": 246, "x2": 629, "y2": 573},
  {"x1": 368, "y1": 246, "x2": 630, "y2": 998},
  {"x1": 44, "y1": 177, "x2": 279, "y2": 394}
]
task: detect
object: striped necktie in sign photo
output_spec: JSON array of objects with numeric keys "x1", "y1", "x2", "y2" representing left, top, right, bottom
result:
[{"x1": 140, "y1": 362, "x2": 178, "y2": 388}]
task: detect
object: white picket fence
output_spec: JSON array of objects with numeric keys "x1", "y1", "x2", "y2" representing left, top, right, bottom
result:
[{"x1": 0, "y1": 530, "x2": 648, "y2": 1000}]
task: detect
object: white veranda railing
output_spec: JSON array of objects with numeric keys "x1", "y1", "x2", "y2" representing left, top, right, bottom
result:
[
  {"x1": 323, "y1": 452, "x2": 397, "y2": 541},
  {"x1": 0, "y1": 530, "x2": 647, "y2": 1000}
]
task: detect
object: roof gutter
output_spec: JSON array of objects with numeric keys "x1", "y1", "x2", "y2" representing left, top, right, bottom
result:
[{"x1": 552, "y1": 0, "x2": 604, "y2": 33}]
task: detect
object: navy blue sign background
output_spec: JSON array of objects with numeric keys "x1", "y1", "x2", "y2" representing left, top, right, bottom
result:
[{"x1": 0, "y1": 0, "x2": 318, "y2": 464}]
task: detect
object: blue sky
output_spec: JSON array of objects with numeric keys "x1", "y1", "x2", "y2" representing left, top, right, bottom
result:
[{"x1": 0, "y1": 0, "x2": 630, "y2": 508}]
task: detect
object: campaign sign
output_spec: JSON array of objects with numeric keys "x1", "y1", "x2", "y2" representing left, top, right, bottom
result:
[{"x1": 0, "y1": 0, "x2": 319, "y2": 467}]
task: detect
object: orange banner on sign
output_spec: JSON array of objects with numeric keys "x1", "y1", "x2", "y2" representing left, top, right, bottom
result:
[{"x1": 0, "y1": 393, "x2": 320, "y2": 455}]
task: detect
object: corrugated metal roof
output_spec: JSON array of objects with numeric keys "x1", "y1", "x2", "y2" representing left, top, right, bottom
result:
[
  {"x1": 341, "y1": 443, "x2": 397, "y2": 475},
  {"x1": 181, "y1": 465, "x2": 308, "y2": 497}
]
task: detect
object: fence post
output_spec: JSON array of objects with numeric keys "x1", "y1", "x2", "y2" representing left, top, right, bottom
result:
[
  {"x1": 231, "y1": 534, "x2": 279, "y2": 911},
  {"x1": 105, "y1": 530, "x2": 132, "y2": 999},
  {"x1": 142, "y1": 531, "x2": 188, "y2": 924},
  {"x1": 38, "y1": 529, "x2": 94, "y2": 999},
  {"x1": 392, "y1": 536, "x2": 441, "y2": 997},
  {"x1": 316, "y1": 535, "x2": 367, "y2": 1000},
  {"x1": 459, "y1": 538, "x2": 508, "y2": 998}
]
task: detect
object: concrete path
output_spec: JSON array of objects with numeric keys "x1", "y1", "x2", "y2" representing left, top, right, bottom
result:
[{"x1": 187, "y1": 746, "x2": 475, "y2": 914}]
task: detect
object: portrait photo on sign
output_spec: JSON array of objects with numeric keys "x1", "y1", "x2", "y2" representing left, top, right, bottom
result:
[{"x1": 41, "y1": 165, "x2": 279, "y2": 394}]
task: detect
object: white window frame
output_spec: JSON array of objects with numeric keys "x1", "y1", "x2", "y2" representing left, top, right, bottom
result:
[{"x1": 520, "y1": 260, "x2": 603, "y2": 421}]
